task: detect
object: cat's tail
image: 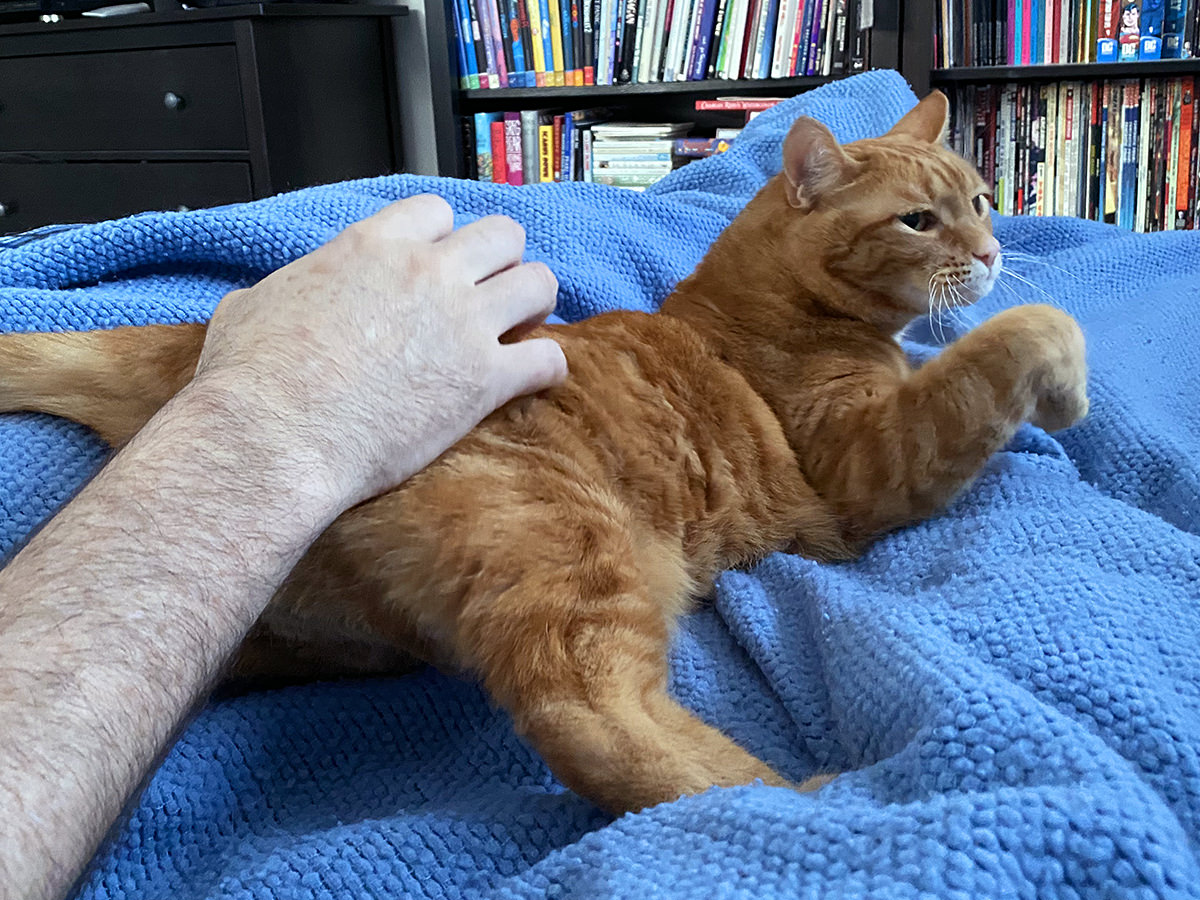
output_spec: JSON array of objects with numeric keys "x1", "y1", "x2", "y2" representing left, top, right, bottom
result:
[{"x1": 0, "y1": 323, "x2": 207, "y2": 447}]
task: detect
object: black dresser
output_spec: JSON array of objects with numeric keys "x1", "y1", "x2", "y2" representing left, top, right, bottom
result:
[{"x1": 0, "y1": 3, "x2": 408, "y2": 234}]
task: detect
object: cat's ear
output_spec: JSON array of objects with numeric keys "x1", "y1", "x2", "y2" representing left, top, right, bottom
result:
[
  {"x1": 886, "y1": 91, "x2": 950, "y2": 144},
  {"x1": 781, "y1": 117, "x2": 855, "y2": 210}
]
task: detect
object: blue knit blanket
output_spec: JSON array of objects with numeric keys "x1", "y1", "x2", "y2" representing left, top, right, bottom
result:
[{"x1": 2, "y1": 70, "x2": 1198, "y2": 898}]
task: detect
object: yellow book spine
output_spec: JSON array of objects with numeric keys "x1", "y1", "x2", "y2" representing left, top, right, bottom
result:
[
  {"x1": 539, "y1": 125, "x2": 554, "y2": 182},
  {"x1": 547, "y1": 0, "x2": 565, "y2": 86},
  {"x1": 529, "y1": 5, "x2": 547, "y2": 78}
]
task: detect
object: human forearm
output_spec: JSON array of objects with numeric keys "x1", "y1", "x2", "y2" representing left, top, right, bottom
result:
[{"x1": 0, "y1": 379, "x2": 344, "y2": 900}]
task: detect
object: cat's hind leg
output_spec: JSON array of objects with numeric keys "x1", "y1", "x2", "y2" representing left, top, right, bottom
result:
[
  {"x1": 455, "y1": 513, "x2": 824, "y2": 815},
  {"x1": 0, "y1": 324, "x2": 206, "y2": 447}
]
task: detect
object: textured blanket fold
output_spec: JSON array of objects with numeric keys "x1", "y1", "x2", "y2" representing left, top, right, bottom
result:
[{"x1": 1, "y1": 70, "x2": 1198, "y2": 898}]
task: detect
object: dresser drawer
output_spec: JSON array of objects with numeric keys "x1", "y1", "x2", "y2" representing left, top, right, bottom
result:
[
  {"x1": 0, "y1": 45, "x2": 247, "y2": 153},
  {"x1": 0, "y1": 160, "x2": 252, "y2": 233}
]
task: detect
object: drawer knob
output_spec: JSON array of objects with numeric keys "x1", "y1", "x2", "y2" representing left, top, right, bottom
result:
[
  {"x1": 163, "y1": 91, "x2": 185, "y2": 111},
  {"x1": 0, "y1": 201, "x2": 14, "y2": 218}
]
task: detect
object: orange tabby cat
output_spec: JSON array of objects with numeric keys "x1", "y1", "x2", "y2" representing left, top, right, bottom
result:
[{"x1": 0, "y1": 92, "x2": 1087, "y2": 815}]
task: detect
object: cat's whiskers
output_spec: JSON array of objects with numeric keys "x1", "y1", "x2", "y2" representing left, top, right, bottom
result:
[
  {"x1": 1001, "y1": 251, "x2": 1080, "y2": 281},
  {"x1": 1001, "y1": 268, "x2": 1063, "y2": 307}
]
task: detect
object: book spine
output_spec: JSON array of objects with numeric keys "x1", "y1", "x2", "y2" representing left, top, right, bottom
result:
[
  {"x1": 465, "y1": 0, "x2": 491, "y2": 87},
  {"x1": 547, "y1": 0, "x2": 566, "y2": 84},
  {"x1": 473, "y1": 112, "x2": 496, "y2": 179},
  {"x1": 488, "y1": 0, "x2": 513, "y2": 85},
  {"x1": 504, "y1": 0, "x2": 528, "y2": 85},
  {"x1": 818, "y1": 0, "x2": 837, "y2": 73},
  {"x1": 539, "y1": 124, "x2": 554, "y2": 181},
  {"x1": 1136, "y1": 81, "x2": 1152, "y2": 230},
  {"x1": 516, "y1": 0, "x2": 538, "y2": 80},
  {"x1": 803, "y1": 0, "x2": 822, "y2": 73},
  {"x1": 609, "y1": 0, "x2": 625, "y2": 84},
  {"x1": 582, "y1": 128, "x2": 594, "y2": 181},
  {"x1": 529, "y1": 0, "x2": 548, "y2": 82},
  {"x1": 771, "y1": 0, "x2": 797, "y2": 76},
  {"x1": 453, "y1": 0, "x2": 476, "y2": 88},
  {"x1": 634, "y1": 0, "x2": 657, "y2": 80},
  {"x1": 691, "y1": 0, "x2": 721, "y2": 78},
  {"x1": 1167, "y1": 79, "x2": 1181, "y2": 228},
  {"x1": 683, "y1": 0, "x2": 707, "y2": 77},
  {"x1": 1165, "y1": 0, "x2": 1187, "y2": 55},
  {"x1": 520, "y1": 110, "x2": 540, "y2": 183},
  {"x1": 470, "y1": 0, "x2": 496, "y2": 87},
  {"x1": 552, "y1": 114, "x2": 564, "y2": 180},
  {"x1": 1179, "y1": 78, "x2": 1195, "y2": 226},
  {"x1": 581, "y1": 0, "x2": 596, "y2": 81},
  {"x1": 561, "y1": 115, "x2": 575, "y2": 180},
  {"x1": 677, "y1": 0, "x2": 702, "y2": 79},
  {"x1": 595, "y1": 0, "x2": 611, "y2": 82},
  {"x1": 651, "y1": 0, "x2": 675, "y2": 79},
  {"x1": 502, "y1": 112, "x2": 523, "y2": 185},
  {"x1": 706, "y1": 0, "x2": 732, "y2": 77},
  {"x1": 569, "y1": 0, "x2": 585, "y2": 82},
  {"x1": 490, "y1": 120, "x2": 507, "y2": 182}
]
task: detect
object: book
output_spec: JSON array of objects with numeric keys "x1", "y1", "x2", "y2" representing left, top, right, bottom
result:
[
  {"x1": 1098, "y1": 0, "x2": 1120, "y2": 60},
  {"x1": 503, "y1": 0, "x2": 529, "y2": 86},
  {"x1": 539, "y1": 124, "x2": 555, "y2": 181},
  {"x1": 1164, "y1": 0, "x2": 1187, "y2": 55},
  {"x1": 520, "y1": 109, "x2": 543, "y2": 184},
  {"x1": 504, "y1": 112, "x2": 524, "y2": 185},
  {"x1": 453, "y1": 0, "x2": 478, "y2": 88},
  {"x1": 490, "y1": 120, "x2": 507, "y2": 182},
  {"x1": 673, "y1": 136, "x2": 735, "y2": 156},
  {"x1": 473, "y1": 112, "x2": 500, "y2": 179},
  {"x1": 548, "y1": 0, "x2": 567, "y2": 84}
]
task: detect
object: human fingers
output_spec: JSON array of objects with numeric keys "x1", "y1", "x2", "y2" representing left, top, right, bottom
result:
[
  {"x1": 493, "y1": 337, "x2": 569, "y2": 402},
  {"x1": 441, "y1": 215, "x2": 527, "y2": 283},
  {"x1": 351, "y1": 194, "x2": 456, "y2": 244},
  {"x1": 478, "y1": 261, "x2": 559, "y2": 336}
]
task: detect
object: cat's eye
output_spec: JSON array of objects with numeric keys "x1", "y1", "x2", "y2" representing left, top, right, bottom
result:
[
  {"x1": 898, "y1": 210, "x2": 935, "y2": 232},
  {"x1": 973, "y1": 194, "x2": 992, "y2": 216}
]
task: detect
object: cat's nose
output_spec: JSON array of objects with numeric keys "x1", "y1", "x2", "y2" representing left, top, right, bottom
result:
[{"x1": 973, "y1": 238, "x2": 1000, "y2": 269}]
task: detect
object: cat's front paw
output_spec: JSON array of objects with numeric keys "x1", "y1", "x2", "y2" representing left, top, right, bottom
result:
[{"x1": 1026, "y1": 306, "x2": 1089, "y2": 432}]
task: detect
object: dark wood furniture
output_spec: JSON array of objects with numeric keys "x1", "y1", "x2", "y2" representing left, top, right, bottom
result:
[{"x1": 0, "y1": 4, "x2": 408, "y2": 234}]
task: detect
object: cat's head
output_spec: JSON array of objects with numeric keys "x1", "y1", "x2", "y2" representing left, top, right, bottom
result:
[{"x1": 780, "y1": 91, "x2": 1000, "y2": 326}]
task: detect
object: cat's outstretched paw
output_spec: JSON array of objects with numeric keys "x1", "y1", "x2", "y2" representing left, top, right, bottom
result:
[{"x1": 1026, "y1": 307, "x2": 1089, "y2": 433}]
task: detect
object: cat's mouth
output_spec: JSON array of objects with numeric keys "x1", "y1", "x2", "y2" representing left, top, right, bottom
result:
[{"x1": 929, "y1": 255, "x2": 1002, "y2": 308}]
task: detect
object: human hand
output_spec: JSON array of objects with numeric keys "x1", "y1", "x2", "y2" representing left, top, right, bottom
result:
[{"x1": 194, "y1": 194, "x2": 567, "y2": 506}]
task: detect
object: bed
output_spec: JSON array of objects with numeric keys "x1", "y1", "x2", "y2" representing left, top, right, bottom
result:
[{"x1": 1, "y1": 69, "x2": 1198, "y2": 898}]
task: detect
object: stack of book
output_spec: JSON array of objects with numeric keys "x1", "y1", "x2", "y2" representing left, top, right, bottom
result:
[
  {"x1": 451, "y1": 0, "x2": 876, "y2": 88},
  {"x1": 936, "y1": 0, "x2": 1198, "y2": 67},
  {"x1": 949, "y1": 77, "x2": 1200, "y2": 233},
  {"x1": 469, "y1": 110, "x2": 701, "y2": 187},
  {"x1": 590, "y1": 121, "x2": 693, "y2": 188}
]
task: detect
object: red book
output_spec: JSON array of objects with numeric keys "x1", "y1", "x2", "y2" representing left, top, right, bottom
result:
[
  {"x1": 552, "y1": 114, "x2": 564, "y2": 181},
  {"x1": 1021, "y1": 0, "x2": 1032, "y2": 64},
  {"x1": 490, "y1": 120, "x2": 507, "y2": 183},
  {"x1": 1051, "y1": 0, "x2": 1062, "y2": 63},
  {"x1": 694, "y1": 98, "x2": 783, "y2": 111}
]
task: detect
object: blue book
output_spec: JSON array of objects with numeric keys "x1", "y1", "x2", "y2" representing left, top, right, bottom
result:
[
  {"x1": 560, "y1": 115, "x2": 575, "y2": 180},
  {"x1": 689, "y1": 0, "x2": 718, "y2": 80},
  {"x1": 1014, "y1": 0, "x2": 1024, "y2": 66},
  {"x1": 1163, "y1": 0, "x2": 1186, "y2": 56},
  {"x1": 1119, "y1": 91, "x2": 1140, "y2": 231},
  {"x1": 473, "y1": 112, "x2": 502, "y2": 181},
  {"x1": 504, "y1": 0, "x2": 530, "y2": 85},
  {"x1": 454, "y1": 0, "x2": 478, "y2": 87},
  {"x1": 537, "y1": 0, "x2": 556, "y2": 81},
  {"x1": 1030, "y1": 0, "x2": 1041, "y2": 65},
  {"x1": 755, "y1": 0, "x2": 780, "y2": 79},
  {"x1": 1141, "y1": 0, "x2": 1164, "y2": 57}
]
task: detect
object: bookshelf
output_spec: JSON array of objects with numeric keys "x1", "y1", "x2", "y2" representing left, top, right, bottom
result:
[
  {"x1": 927, "y1": 2, "x2": 1200, "y2": 233},
  {"x1": 424, "y1": 0, "x2": 902, "y2": 178}
]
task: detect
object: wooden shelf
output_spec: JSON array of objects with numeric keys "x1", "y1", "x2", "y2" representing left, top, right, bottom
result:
[
  {"x1": 457, "y1": 75, "x2": 842, "y2": 109},
  {"x1": 931, "y1": 60, "x2": 1200, "y2": 83}
]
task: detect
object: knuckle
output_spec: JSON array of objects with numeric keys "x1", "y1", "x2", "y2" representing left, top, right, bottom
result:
[
  {"x1": 524, "y1": 261, "x2": 558, "y2": 295},
  {"x1": 405, "y1": 193, "x2": 454, "y2": 226}
]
